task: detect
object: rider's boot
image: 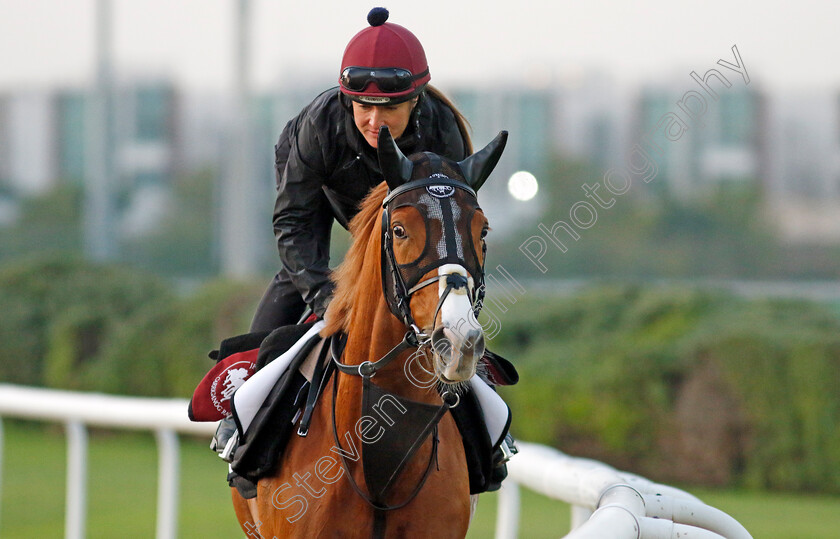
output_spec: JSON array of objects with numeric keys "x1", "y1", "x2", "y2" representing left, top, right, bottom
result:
[
  {"x1": 211, "y1": 416, "x2": 239, "y2": 463},
  {"x1": 489, "y1": 432, "x2": 518, "y2": 488}
]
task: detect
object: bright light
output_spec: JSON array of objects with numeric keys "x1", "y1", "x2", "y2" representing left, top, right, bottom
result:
[{"x1": 507, "y1": 171, "x2": 539, "y2": 201}]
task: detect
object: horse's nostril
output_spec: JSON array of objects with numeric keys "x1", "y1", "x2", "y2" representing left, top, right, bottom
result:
[
  {"x1": 431, "y1": 327, "x2": 453, "y2": 360},
  {"x1": 431, "y1": 326, "x2": 485, "y2": 359},
  {"x1": 464, "y1": 328, "x2": 483, "y2": 347}
]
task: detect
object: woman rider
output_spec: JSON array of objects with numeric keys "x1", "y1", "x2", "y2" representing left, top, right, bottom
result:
[
  {"x1": 250, "y1": 7, "x2": 472, "y2": 333},
  {"x1": 213, "y1": 7, "x2": 472, "y2": 459}
]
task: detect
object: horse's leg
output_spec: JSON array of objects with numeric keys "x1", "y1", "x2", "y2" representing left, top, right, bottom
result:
[
  {"x1": 231, "y1": 487, "x2": 262, "y2": 536},
  {"x1": 247, "y1": 497, "x2": 260, "y2": 527}
]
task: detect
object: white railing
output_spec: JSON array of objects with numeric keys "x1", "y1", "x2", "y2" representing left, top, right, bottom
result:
[
  {"x1": 498, "y1": 442, "x2": 753, "y2": 538},
  {"x1": 0, "y1": 384, "x2": 215, "y2": 539},
  {"x1": 0, "y1": 384, "x2": 752, "y2": 539}
]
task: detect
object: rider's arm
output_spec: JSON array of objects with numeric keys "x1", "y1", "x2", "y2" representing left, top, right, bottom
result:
[{"x1": 272, "y1": 112, "x2": 336, "y2": 318}]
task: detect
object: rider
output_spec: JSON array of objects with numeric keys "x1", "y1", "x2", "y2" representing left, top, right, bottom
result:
[
  {"x1": 251, "y1": 6, "x2": 472, "y2": 333},
  {"x1": 213, "y1": 7, "x2": 472, "y2": 458}
]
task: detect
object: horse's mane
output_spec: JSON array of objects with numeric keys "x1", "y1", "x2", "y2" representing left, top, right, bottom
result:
[{"x1": 322, "y1": 182, "x2": 389, "y2": 336}]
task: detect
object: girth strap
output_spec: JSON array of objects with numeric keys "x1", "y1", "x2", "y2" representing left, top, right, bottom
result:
[
  {"x1": 372, "y1": 508, "x2": 387, "y2": 539},
  {"x1": 297, "y1": 337, "x2": 334, "y2": 437}
]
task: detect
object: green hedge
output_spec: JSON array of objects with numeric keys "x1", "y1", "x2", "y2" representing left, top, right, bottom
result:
[
  {"x1": 91, "y1": 279, "x2": 261, "y2": 397},
  {"x1": 0, "y1": 255, "x2": 171, "y2": 387},
  {"x1": 0, "y1": 256, "x2": 261, "y2": 398},
  {"x1": 493, "y1": 285, "x2": 840, "y2": 493}
]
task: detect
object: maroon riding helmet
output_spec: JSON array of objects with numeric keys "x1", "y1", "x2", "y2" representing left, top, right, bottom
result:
[{"x1": 339, "y1": 7, "x2": 431, "y2": 105}]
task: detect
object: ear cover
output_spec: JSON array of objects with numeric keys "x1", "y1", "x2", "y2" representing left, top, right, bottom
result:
[
  {"x1": 457, "y1": 131, "x2": 508, "y2": 191},
  {"x1": 377, "y1": 126, "x2": 414, "y2": 190}
]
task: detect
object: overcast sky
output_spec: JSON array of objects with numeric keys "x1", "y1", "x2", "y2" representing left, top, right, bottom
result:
[{"x1": 1, "y1": 0, "x2": 837, "y2": 93}]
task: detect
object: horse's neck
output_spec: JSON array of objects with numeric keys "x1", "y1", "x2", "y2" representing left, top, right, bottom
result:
[
  {"x1": 333, "y1": 225, "x2": 436, "y2": 408},
  {"x1": 341, "y1": 302, "x2": 434, "y2": 404}
]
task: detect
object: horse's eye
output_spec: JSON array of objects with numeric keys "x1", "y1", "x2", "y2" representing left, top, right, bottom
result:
[
  {"x1": 393, "y1": 224, "x2": 407, "y2": 239},
  {"x1": 480, "y1": 227, "x2": 489, "y2": 240}
]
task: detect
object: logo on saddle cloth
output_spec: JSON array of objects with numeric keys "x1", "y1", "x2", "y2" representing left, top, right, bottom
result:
[{"x1": 189, "y1": 349, "x2": 258, "y2": 422}]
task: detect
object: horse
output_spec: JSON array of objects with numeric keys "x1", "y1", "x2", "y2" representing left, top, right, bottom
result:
[{"x1": 232, "y1": 126, "x2": 507, "y2": 538}]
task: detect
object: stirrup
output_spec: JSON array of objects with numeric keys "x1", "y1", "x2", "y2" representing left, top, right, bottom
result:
[
  {"x1": 219, "y1": 430, "x2": 239, "y2": 463},
  {"x1": 496, "y1": 433, "x2": 518, "y2": 465},
  {"x1": 211, "y1": 417, "x2": 237, "y2": 459}
]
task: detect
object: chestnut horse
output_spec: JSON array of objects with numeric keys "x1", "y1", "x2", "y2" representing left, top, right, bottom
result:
[{"x1": 232, "y1": 127, "x2": 507, "y2": 538}]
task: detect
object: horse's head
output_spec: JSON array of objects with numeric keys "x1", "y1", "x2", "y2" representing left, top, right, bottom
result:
[{"x1": 378, "y1": 126, "x2": 507, "y2": 384}]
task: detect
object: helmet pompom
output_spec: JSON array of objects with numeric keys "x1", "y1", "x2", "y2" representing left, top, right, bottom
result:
[{"x1": 367, "y1": 7, "x2": 389, "y2": 26}]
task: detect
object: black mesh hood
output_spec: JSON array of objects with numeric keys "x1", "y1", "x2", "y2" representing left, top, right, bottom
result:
[{"x1": 380, "y1": 150, "x2": 486, "y2": 325}]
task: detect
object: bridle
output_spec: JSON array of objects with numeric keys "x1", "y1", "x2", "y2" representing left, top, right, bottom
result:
[
  {"x1": 333, "y1": 172, "x2": 488, "y2": 389},
  {"x1": 379, "y1": 174, "x2": 487, "y2": 336}
]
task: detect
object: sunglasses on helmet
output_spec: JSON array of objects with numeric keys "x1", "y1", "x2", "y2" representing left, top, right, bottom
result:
[{"x1": 340, "y1": 67, "x2": 429, "y2": 93}]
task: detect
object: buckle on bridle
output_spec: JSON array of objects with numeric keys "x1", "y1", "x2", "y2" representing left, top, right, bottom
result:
[{"x1": 358, "y1": 361, "x2": 376, "y2": 377}]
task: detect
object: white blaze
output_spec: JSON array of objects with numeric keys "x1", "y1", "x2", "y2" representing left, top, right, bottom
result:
[
  {"x1": 436, "y1": 264, "x2": 481, "y2": 380},
  {"x1": 437, "y1": 264, "x2": 477, "y2": 330}
]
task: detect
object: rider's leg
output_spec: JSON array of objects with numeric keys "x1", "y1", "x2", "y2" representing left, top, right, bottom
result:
[
  {"x1": 213, "y1": 269, "x2": 307, "y2": 460},
  {"x1": 249, "y1": 269, "x2": 307, "y2": 332}
]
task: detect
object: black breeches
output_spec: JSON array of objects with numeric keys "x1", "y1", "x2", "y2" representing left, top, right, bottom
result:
[{"x1": 249, "y1": 270, "x2": 307, "y2": 332}]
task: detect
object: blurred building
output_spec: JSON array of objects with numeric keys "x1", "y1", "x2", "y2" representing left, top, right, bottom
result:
[
  {"x1": 632, "y1": 83, "x2": 763, "y2": 198},
  {"x1": 113, "y1": 81, "x2": 181, "y2": 237},
  {"x1": 0, "y1": 80, "x2": 181, "y2": 238},
  {"x1": 630, "y1": 82, "x2": 840, "y2": 244},
  {"x1": 552, "y1": 72, "x2": 630, "y2": 172},
  {"x1": 0, "y1": 90, "x2": 58, "y2": 196},
  {"x1": 449, "y1": 86, "x2": 555, "y2": 234},
  {"x1": 762, "y1": 91, "x2": 840, "y2": 243},
  {"x1": 55, "y1": 90, "x2": 89, "y2": 184},
  {"x1": 6, "y1": 74, "x2": 840, "y2": 276}
]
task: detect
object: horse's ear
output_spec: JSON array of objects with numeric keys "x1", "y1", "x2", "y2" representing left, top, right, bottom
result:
[
  {"x1": 377, "y1": 126, "x2": 413, "y2": 190},
  {"x1": 458, "y1": 131, "x2": 508, "y2": 192}
]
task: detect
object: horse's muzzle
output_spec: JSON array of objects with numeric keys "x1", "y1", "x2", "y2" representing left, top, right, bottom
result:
[{"x1": 431, "y1": 325, "x2": 485, "y2": 383}]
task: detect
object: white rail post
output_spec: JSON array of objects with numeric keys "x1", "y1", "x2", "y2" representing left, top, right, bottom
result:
[
  {"x1": 0, "y1": 418, "x2": 4, "y2": 532},
  {"x1": 494, "y1": 480, "x2": 521, "y2": 539},
  {"x1": 155, "y1": 429, "x2": 180, "y2": 539},
  {"x1": 65, "y1": 420, "x2": 88, "y2": 539}
]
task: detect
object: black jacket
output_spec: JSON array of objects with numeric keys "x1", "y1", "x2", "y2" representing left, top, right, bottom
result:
[{"x1": 272, "y1": 88, "x2": 469, "y2": 316}]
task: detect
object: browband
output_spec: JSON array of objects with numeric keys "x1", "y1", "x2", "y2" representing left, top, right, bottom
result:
[{"x1": 382, "y1": 176, "x2": 476, "y2": 207}]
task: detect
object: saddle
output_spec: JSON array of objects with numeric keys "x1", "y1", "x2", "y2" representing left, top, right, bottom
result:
[{"x1": 189, "y1": 322, "x2": 517, "y2": 497}]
